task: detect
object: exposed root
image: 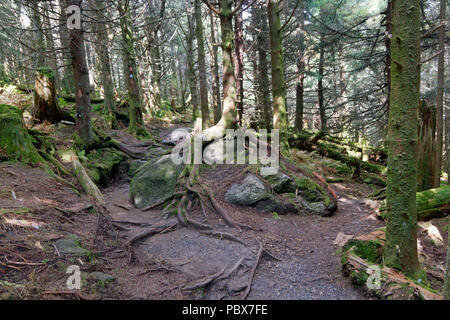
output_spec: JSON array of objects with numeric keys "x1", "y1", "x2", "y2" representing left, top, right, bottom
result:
[
  {"x1": 242, "y1": 239, "x2": 264, "y2": 299},
  {"x1": 183, "y1": 265, "x2": 228, "y2": 290},
  {"x1": 200, "y1": 230, "x2": 247, "y2": 246},
  {"x1": 218, "y1": 257, "x2": 244, "y2": 281},
  {"x1": 203, "y1": 186, "x2": 241, "y2": 231},
  {"x1": 141, "y1": 192, "x2": 183, "y2": 211},
  {"x1": 126, "y1": 219, "x2": 178, "y2": 246}
]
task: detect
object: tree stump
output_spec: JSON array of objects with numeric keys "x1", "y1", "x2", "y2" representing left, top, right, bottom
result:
[
  {"x1": 33, "y1": 69, "x2": 72, "y2": 123},
  {"x1": 0, "y1": 104, "x2": 43, "y2": 164}
]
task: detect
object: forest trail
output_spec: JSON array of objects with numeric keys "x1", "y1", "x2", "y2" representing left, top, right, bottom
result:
[{"x1": 99, "y1": 130, "x2": 384, "y2": 299}]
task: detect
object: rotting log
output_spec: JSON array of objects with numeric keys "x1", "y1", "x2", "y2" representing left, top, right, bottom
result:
[{"x1": 380, "y1": 185, "x2": 450, "y2": 221}]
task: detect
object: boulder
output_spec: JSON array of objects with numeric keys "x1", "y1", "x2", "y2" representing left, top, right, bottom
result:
[
  {"x1": 264, "y1": 172, "x2": 296, "y2": 193},
  {"x1": 162, "y1": 127, "x2": 191, "y2": 145},
  {"x1": 128, "y1": 159, "x2": 146, "y2": 177},
  {"x1": 224, "y1": 174, "x2": 271, "y2": 206},
  {"x1": 129, "y1": 155, "x2": 184, "y2": 209}
]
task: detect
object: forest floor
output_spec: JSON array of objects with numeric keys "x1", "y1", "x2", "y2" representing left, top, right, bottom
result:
[{"x1": 0, "y1": 99, "x2": 448, "y2": 300}]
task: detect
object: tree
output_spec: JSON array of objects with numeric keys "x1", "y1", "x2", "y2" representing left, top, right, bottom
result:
[
  {"x1": 66, "y1": 0, "x2": 96, "y2": 148},
  {"x1": 208, "y1": 11, "x2": 221, "y2": 125},
  {"x1": 201, "y1": 0, "x2": 246, "y2": 140},
  {"x1": 118, "y1": 0, "x2": 146, "y2": 136},
  {"x1": 383, "y1": 0, "x2": 421, "y2": 276},
  {"x1": 234, "y1": 0, "x2": 244, "y2": 126},
  {"x1": 433, "y1": 0, "x2": 446, "y2": 188},
  {"x1": 92, "y1": 0, "x2": 118, "y2": 129},
  {"x1": 267, "y1": 0, "x2": 288, "y2": 149},
  {"x1": 295, "y1": 1, "x2": 306, "y2": 133},
  {"x1": 195, "y1": 0, "x2": 210, "y2": 128}
]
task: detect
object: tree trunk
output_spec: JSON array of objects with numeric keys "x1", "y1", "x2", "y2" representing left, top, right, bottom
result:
[
  {"x1": 258, "y1": 4, "x2": 271, "y2": 130},
  {"x1": 209, "y1": 11, "x2": 221, "y2": 125},
  {"x1": 58, "y1": 0, "x2": 75, "y2": 93},
  {"x1": 318, "y1": 34, "x2": 326, "y2": 133},
  {"x1": 195, "y1": 0, "x2": 210, "y2": 128},
  {"x1": 433, "y1": 0, "x2": 446, "y2": 188},
  {"x1": 267, "y1": 0, "x2": 287, "y2": 148},
  {"x1": 199, "y1": 0, "x2": 238, "y2": 142},
  {"x1": 417, "y1": 100, "x2": 436, "y2": 191},
  {"x1": 186, "y1": 13, "x2": 199, "y2": 122},
  {"x1": 93, "y1": 0, "x2": 118, "y2": 129},
  {"x1": 66, "y1": 0, "x2": 96, "y2": 148},
  {"x1": 384, "y1": 0, "x2": 421, "y2": 277},
  {"x1": 33, "y1": 70, "x2": 72, "y2": 123},
  {"x1": 118, "y1": 0, "x2": 145, "y2": 136},
  {"x1": 445, "y1": 217, "x2": 450, "y2": 299},
  {"x1": 384, "y1": 0, "x2": 392, "y2": 135},
  {"x1": 234, "y1": 3, "x2": 244, "y2": 126},
  {"x1": 295, "y1": 4, "x2": 305, "y2": 133}
]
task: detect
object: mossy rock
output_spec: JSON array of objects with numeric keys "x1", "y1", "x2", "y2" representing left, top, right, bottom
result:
[
  {"x1": 129, "y1": 155, "x2": 184, "y2": 209},
  {"x1": 321, "y1": 160, "x2": 352, "y2": 176},
  {"x1": 85, "y1": 148, "x2": 127, "y2": 186},
  {"x1": 294, "y1": 176, "x2": 326, "y2": 203},
  {"x1": 263, "y1": 172, "x2": 296, "y2": 194},
  {"x1": 128, "y1": 160, "x2": 147, "y2": 177},
  {"x1": 0, "y1": 104, "x2": 43, "y2": 164}
]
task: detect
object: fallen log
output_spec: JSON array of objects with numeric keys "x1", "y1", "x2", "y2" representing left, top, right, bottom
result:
[
  {"x1": 69, "y1": 150, "x2": 105, "y2": 207},
  {"x1": 380, "y1": 185, "x2": 450, "y2": 221}
]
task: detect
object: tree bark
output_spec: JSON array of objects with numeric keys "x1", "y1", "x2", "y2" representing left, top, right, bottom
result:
[
  {"x1": 318, "y1": 33, "x2": 326, "y2": 133},
  {"x1": 93, "y1": 0, "x2": 118, "y2": 129},
  {"x1": 186, "y1": 13, "x2": 199, "y2": 122},
  {"x1": 433, "y1": 0, "x2": 446, "y2": 188},
  {"x1": 234, "y1": 2, "x2": 244, "y2": 126},
  {"x1": 66, "y1": 0, "x2": 95, "y2": 148},
  {"x1": 417, "y1": 100, "x2": 436, "y2": 191},
  {"x1": 295, "y1": 3, "x2": 305, "y2": 133},
  {"x1": 195, "y1": 0, "x2": 210, "y2": 128},
  {"x1": 118, "y1": 0, "x2": 145, "y2": 136},
  {"x1": 267, "y1": 0, "x2": 287, "y2": 148},
  {"x1": 33, "y1": 70, "x2": 72, "y2": 124},
  {"x1": 258, "y1": 4, "x2": 271, "y2": 130},
  {"x1": 384, "y1": 0, "x2": 421, "y2": 277},
  {"x1": 209, "y1": 11, "x2": 221, "y2": 125}
]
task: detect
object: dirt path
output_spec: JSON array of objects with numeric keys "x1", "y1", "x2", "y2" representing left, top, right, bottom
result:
[{"x1": 101, "y1": 135, "x2": 385, "y2": 300}]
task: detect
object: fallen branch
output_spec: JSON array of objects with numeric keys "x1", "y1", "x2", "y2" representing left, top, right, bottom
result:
[{"x1": 69, "y1": 151, "x2": 105, "y2": 207}]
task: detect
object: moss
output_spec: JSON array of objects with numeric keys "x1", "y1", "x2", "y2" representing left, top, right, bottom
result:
[
  {"x1": 0, "y1": 207, "x2": 31, "y2": 215},
  {"x1": 343, "y1": 239, "x2": 383, "y2": 264},
  {"x1": 294, "y1": 176, "x2": 331, "y2": 206},
  {"x1": 84, "y1": 148, "x2": 126, "y2": 186},
  {"x1": 0, "y1": 104, "x2": 43, "y2": 165},
  {"x1": 350, "y1": 269, "x2": 369, "y2": 286}
]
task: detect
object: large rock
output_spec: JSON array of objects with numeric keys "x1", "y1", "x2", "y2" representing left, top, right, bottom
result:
[
  {"x1": 225, "y1": 174, "x2": 271, "y2": 206},
  {"x1": 129, "y1": 155, "x2": 184, "y2": 209},
  {"x1": 162, "y1": 127, "x2": 191, "y2": 145},
  {"x1": 264, "y1": 172, "x2": 296, "y2": 194}
]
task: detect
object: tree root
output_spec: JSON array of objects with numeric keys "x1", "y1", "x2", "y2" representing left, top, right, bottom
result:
[
  {"x1": 242, "y1": 239, "x2": 263, "y2": 299},
  {"x1": 183, "y1": 265, "x2": 228, "y2": 290},
  {"x1": 200, "y1": 230, "x2": 247, "y2": 246},
  {"x1": 126, "y1": 219, "x2": 178, "y2": 246}
]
